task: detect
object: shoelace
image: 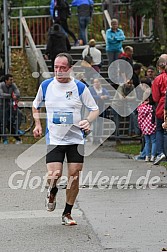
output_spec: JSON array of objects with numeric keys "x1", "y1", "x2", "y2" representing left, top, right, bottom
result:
[{"x1": 64, "y1": 213, "x2": 73, "y2": 220}]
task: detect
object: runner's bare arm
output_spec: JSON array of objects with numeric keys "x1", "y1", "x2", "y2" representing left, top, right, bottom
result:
[
  {"x1": 79, "y1": 109, "x2": 99, "y2": 131},
  {"x1": 32, "y1": 106, "x2": 43, "y2": 138}
]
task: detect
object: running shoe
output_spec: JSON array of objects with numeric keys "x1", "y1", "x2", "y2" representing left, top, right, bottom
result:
[
  {"x1": 62, "y1": 213, "x2": 77, "y2": 226},
  {"x1": 153, "y1": 153, "x2": 166, "y2": 165},
  {"x1": 45, "y1": 190, "x2": 56, "y2": 212}
]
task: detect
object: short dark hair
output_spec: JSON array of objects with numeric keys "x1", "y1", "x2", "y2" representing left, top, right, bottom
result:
[
  {"x1": 56, "y1": 53, "x2": 73, "y2": 67},
  {"x1": 53, "y1": 24, "x2": 61, "y2": 32},
  {"x1": 141, "y1": 77, "x2": 151, "y2": 87},
  {"x1": 147, "y1": 65, "x2": 155, "y2": 71},
  {"x1": 4, "y1": 74, "x2": 13, "y2": 81},
  {"x1": 133, "y1": 63, "x2": 142, "y2": 71}
]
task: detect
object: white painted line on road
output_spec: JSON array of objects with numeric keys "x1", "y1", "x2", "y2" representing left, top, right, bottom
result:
[{"x1": 0, "y1": 209, "x2": 82, "y2": 220}]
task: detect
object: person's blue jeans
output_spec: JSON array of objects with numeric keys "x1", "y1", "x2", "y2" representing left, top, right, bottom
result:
[
  {"x1": 140, "y1": 145, "x2": 146, "y2": 158},
  {"x1": 163, "y1": 130, "x2": 167, "y2": 157},
  {"x1": 144, "y1": 133, "x2": 156, "y2": 157},
  {"x1": 78, "y1": 16, "x2": 91, "y2": 45},
  {"x1": 129, "y1": 111, "x2": 141, "y2": 135},
  {"x1": 156, "y1": 118, "x2": 164, "y2": 155},
  {"x1": 107, "y1": 51, "x2": 120, "y2": 65}
]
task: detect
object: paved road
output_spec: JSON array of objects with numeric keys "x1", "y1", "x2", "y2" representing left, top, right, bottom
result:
[{"x1": 0, "y1": 142, "x2": 167, "y2": 252}]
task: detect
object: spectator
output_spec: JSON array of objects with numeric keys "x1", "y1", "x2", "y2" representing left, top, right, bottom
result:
[
  {"x1": 71, "y1": 0, "x2": 94, "y2": 45},
  {"x1": 106, "y1": 18, "x2": 125, "y2": 65},
  {"x1": 139, "y1": 77, "x2": 153, "y2": 93},
  {"x1": 132, "y1": 63, "x2": 142, "y2": 88},
  {"x1": 162, "y1": 90, "x2": 167, "y2": 158},
  {"x1": 152, "y1": 57, "x2": 167, "y2": 165},
  {"x1": 159, "y1": 54, "x2": 167, "y2": 61},
  {"x1": 81, "y1": 39, "x2": 102, "y2": 85},
  {"x1": 118, "y1": 46, "x2": 134, "y2": 67},
  {"x1": 82, "y1": 39, "x2": 102, "y2": 73},
  {"x1": 102, "y1": 0, "x2": 109, "y2": 30},
  {"x1": 0, "y1": 74, "x2": 23, "y2": 144},
  {"x1": 145, "y1": 66, "x2": 156, "y2": 85},
  {"x1": 50, "y1": 0, "x2": 79, "y2": 46},
  {"x1": 75, "y1": 73, "x2": 89, "y2": 87},
  {"x1": 137, "y1": 93, "x2": 156, "y2": 162},
  {"x1": 132, "y1": 77, "x2": 153, "y2": 154},
  {"x1": 45, "y1": 23, "x2": 71, "y2": 72},
  {"x1": 112, "y1": 79, "x2": 137, "y2": 138},
  {"x1": 89, "y1": 78, "x2": 111, "y2": 115},
  {"x1": 89, "y1": 78, "x2": 111, "y2": 144}
]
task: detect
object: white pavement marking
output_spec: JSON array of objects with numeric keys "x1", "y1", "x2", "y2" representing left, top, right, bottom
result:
[{"x1": 0, "y1": 209, "x2": 82, "y2": 220}]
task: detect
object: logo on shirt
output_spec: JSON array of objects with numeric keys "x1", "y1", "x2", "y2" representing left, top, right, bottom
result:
[{"x1": 66, "y1": 91, "x2": 73, "y2": 100}]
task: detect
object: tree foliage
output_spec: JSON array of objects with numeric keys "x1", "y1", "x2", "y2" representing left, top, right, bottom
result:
[
  {"x1": 132, "y1": 0, "x2": 167, "y2": 56},
  {"x1": 131, "y1": 0, "x2": 156, "y2": 18}
]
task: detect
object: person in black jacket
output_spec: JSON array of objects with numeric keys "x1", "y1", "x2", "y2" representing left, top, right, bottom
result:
[
  {"x1": 50, "y1": 0, "x2": 78, "y2": 45},
  {"x1": 45, "y1": 23, "x2": 71, "y2": 72}
]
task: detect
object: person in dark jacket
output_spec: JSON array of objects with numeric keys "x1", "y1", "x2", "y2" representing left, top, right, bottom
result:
[
  {"x1": 50, "y1": 0, "x2": 78, "y2": 45},
  {"x1": 71, "y1": 0, "x2": 94, "y2": 45},
  {"x1": 118, "y1": 46, "x2": 134, "y2": 67},
  {"x1": 132, "y1": 63, "x2": 142, "y2": 88},
  {"x1": 0, "y1": 74, "x2": 23, "y2": 144},
  {"x1": 45, "y1": 23, "x2": 71, "y2": 71}
]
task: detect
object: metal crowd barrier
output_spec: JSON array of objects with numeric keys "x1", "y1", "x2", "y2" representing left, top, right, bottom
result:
[
  {"x1": 0, "y1": 96, "x2": 34, "y2": 138},
  {"x1": 0, "y1": 96, "x2": 141, "y2": 142}
]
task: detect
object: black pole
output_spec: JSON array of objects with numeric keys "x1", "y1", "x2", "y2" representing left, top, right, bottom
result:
[
  {"x1": 3, "y1": 0, "x2": 9, "y2": 74},
  {"x1": 0, "y1": 2, "x2": 5, "y2": 77}
]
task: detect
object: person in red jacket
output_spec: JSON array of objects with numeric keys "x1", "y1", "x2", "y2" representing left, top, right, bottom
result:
[
  {"x1": 118, "y1": 46, "x2": 134, "y2": 67},
  {"x1": 152, "y1": 56, "x2": 167, "y2": 165},
  {"x1": 162, "y1": 90, "x2": 167, "y2": 158}
]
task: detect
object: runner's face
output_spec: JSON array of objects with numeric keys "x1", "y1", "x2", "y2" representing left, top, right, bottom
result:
[{"x1": 54, "y1": 56, "x2": 71, "y2": 83}]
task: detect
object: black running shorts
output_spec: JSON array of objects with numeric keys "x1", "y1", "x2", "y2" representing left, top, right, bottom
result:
[{"x1": 46, "y1": 144, "x2": 84, "y2": 164}]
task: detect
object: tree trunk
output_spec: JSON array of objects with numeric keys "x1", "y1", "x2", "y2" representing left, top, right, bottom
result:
[{"x1": 154, "y1": 0, "x2": 167, "y2": 50}]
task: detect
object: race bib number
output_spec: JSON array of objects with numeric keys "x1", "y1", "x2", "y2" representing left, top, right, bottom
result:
[{"x1": 52, "y1": 112, "x2": 73, "y2": 125}]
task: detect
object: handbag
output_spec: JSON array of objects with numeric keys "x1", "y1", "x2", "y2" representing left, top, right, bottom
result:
[{"x1": 83, "y1": 47, "x2": 93, "y2": 65}]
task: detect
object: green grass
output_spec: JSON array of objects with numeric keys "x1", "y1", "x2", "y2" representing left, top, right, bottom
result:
[
  {"x1": 161, "y1": 162, "x2": 167, "y2": 168},
  {"x1": 115, "y1": 143, "x2": 141, "y2": 155},
  {"x1": 115, "y1": 143, "x2": 167, "y2": 169}
]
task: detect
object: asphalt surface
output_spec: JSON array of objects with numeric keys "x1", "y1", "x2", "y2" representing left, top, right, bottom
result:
[{"x1": 0, "y1": 141, "x2": 167, "y2": 252}]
